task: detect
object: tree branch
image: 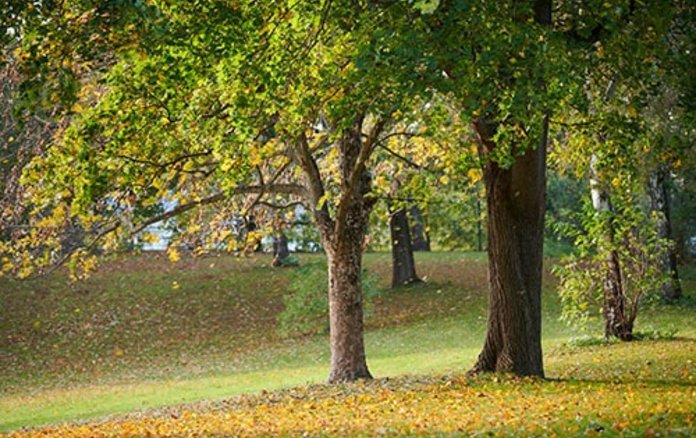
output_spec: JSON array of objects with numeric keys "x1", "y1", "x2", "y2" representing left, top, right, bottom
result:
[
  {"x1": 113, "y1": 151, "x2": 212, "y2": 170},
  {"x1": 334, "y1": 118, "x2": 386, "y2": 237},
  {"x1": 291, "y1": 132, "x2": 334, "y2": 236},
  {"x1": 22, "y1": 182, "x2": 306, "y2": 280},
  {"x1": 378, "y1": 143, "x2": 424, "y2": 170},
  {"x1": 258, "y1": 200, "x2": 304, "y2": 210}
]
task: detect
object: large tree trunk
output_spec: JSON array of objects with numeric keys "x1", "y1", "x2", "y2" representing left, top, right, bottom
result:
[
  {"x1": 323, "y1": 168, "x2": 374, "y2": 382},
  {"x1": 390, "y1": 207, "x2": 420, "y2": 288},
  {"x1": 326, "y1": 227, "x2": 372, "y2": 382},
  {"x1": 471, "y1": 123, "x2": 547, "y2": 377},
  {"x1": 470, "y1": 0, "x2": 549, "y2": 377},
  {"x1": 409, "y1": 205, "x2": 431, "y2": 251},
  {"x1": 648, "y1": 166, "x2": 682, "y2": 301},
  {"x1": 295, "y1": 116, "x2": 380, "y2": 383}
]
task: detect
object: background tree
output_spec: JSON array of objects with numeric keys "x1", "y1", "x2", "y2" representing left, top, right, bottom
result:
[
  {"x1": 549, "y1": 0, "x2": 694, "y2": 338},
  {"x1": 366, "y1": 99, "x2": 460, "y2": 286}
]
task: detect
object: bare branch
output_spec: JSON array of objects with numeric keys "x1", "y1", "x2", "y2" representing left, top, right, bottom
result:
[
  {"x1": 290, "y1": 132, "x2": 334, "y2": 235},
  {"x1": 377, "y1": 143, "x2": 424, "y2": 170},
  {"x1": 258, "y1": 200, "x2": 304, "y2": 210},
  {"x1": 293, "y1": 132, "x2": 327, "y2": 206},
  {"x1": 113, "y1": 151, "x2": 212, "y2": 170}
]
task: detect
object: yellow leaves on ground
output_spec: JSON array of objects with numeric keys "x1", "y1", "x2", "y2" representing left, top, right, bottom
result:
[{"x1": 9, "y1": 374, "x2": 694, "y2": 437}]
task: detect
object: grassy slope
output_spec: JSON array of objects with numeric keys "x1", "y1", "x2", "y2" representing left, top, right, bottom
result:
[{"x1": 1, "y1": 252, "x2": 694, "y2": 434}]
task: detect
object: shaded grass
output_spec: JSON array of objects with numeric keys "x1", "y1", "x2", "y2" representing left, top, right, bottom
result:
[{"x1": 1, "y1": 252, "x2": 694, "y2": 433}]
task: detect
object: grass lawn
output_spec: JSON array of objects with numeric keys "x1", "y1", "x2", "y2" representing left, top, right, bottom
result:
[{"x1": 1, "y1": 252, "x2": 694, "y2": 435}]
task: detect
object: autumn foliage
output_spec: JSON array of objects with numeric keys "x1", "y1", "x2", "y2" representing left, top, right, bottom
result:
[{"x1": 8, "y1": 360, "x2": 694, "y2": 437}]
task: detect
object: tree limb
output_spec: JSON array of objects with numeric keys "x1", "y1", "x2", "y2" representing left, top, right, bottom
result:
[
  {"x1": 334, "y1": 117, "x2": 386, "y2": 237},
  {"x1": 377, "y1": 143, "x2": 424, "y2": 170}
]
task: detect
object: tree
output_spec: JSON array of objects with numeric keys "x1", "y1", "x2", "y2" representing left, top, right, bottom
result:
[
  {"x1": 271, "y1": 214, "x2": 292, "y2": 267},
  {"x1": 4, "y1": 1, "x2": 434, "y2": 383},
  {"x1": 402, "y1": 0, "x2": 692, "y2": 371},
  {"x1": 389, "y1": 206, "x2": 420, "y2": 288},
  {"x1": 550, "y1": 0, "x2": 694, "y2": 338},
  {"x1": 366, "y1": 103, "x2": 456, "y2": 286},
  {"x1": 470, "y1": 113, "x2": 549, "y2": 376},
  {"x1": 546, "y1": 0, "x2": 695, "y2": 339},
  {"x1": 648, "y1": 165, "x2": 682, "y2": 301},
  {"x1": 428, "y1": 0, "x2": 555, "y2": 377}
]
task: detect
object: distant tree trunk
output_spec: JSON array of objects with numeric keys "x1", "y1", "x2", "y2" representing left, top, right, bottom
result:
[
  {"x1": 272, "y1": 232, "x2": 290, "y2": 267},
  {"x1": 471, "y1": 118, "x2": 547, "y2": 377},
  {"x1": 409, "y1": 205, "x2": 431, "y2": 251},
  {"x1": 60, "y1": 223, "x2": 86, "y2": 255},
  {"x1": 245, "y1": 215, "x2": 262, "y2": 252},
  {"x1": 648, "y1": 165, "x2": 682, "y2": 301},
  {"x1": 590, "y1": 155, "x2": 634, "y2": 341},
  {"x1": 470, "y1": 0, "x2": 549, "y2": 377},
  {"x1": 390, "y1": 207, "x2": 420, "y2": 288}
]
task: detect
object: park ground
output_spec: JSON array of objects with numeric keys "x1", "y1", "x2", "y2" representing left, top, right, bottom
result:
[{"x1": 1, "y1": 252, "x2": 694, "y2": 436}]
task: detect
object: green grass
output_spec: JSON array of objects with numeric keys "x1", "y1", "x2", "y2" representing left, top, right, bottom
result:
[{"x1": 1, "y1": 251, "x2": 694, "y2": 433}]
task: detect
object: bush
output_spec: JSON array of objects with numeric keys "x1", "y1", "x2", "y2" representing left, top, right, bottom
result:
[
  {"x1": 553, "y1": 199, "x2": 668, "y2": 337},
  {"x1": 277, "y1": 263, "x2": 381, "y2": 338}
]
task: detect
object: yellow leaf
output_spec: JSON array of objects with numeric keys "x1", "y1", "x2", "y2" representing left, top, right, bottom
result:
[
  {"x1": 168, "y1": 247, "x2": 181, "y2": 263},
  {"x1": 467, "y1": 168, "x2": 482, "y2": 183}
]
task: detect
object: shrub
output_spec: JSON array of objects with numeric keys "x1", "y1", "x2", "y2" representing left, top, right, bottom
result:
[{"x1": 553, "y1": 199, "x2": 668, "y2": 338}]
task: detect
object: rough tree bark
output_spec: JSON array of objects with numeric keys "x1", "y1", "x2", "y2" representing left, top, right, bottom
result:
[
  {"x1": 475, "y1": 197, "x2": 484, "y2": 252},
  {"x1": 390, "y1": 207, "x2": 420, "y2": 288},
  {"x1": 291, "y1": 114, "x2": 383, "y2": 383},
  {"x1": 469, "y1": 0, "x2": 550, "y2": 377},
  {"x1": 325, "y1": 207, "x2": 372, "y2": 382},
  {"x1": 648, "y1": 165, "x2": 682, "y2": 301},
  {"x1": 409, "y1": 205, "x2": 431, "y2": 251},
  {"x1": 471, "y1": 117, "x2": 547, "y2": 377}
]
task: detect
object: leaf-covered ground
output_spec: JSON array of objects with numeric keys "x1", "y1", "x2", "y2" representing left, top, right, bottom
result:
[
  {"x1": 1, "y1": 252, "x2": 694, "y2": 435},
  {"x1": 0, "y1": 252, "x2": 491, "y2": 394},
  {"x1": 6, "y1": 339, "x2": 695, "y2": 437}
]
